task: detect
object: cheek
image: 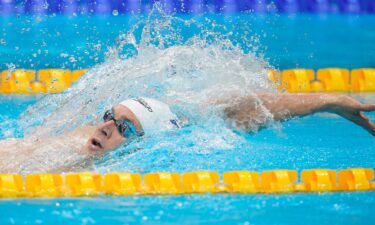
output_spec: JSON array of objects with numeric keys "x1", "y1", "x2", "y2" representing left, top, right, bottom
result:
[{"x1": 106, "y1": 135, "x2": 125, "y2": 150}]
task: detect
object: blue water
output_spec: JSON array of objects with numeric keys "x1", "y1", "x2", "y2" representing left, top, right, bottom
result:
[
  {"x1": 1, "y1": 193, "x2": 375, "y2": 225},
  {"x1": 0, "y1": 14, "x2": 374, "y2": 71},
  {"x1": 0, "y1": 12, "x2": 375, "y2": 225}
]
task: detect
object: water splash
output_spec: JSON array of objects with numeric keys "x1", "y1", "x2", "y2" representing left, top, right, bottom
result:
[
  {"x1": 13, "y1": 3, "x2": 276, "y2": 173},
  {"x1": 22, "y1": 4, "x2": 273, "y2": 133}
]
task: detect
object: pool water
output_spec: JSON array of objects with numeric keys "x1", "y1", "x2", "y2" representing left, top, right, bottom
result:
[
  {"x1": 0, "y1": 10, "x2": 375, "y2": 225},
  {"x1": 2, "y1": 193, "x2": 375, "y2": 224},
  {"x1": 0, "y1": 13, "x2": 374, "y2": 71}
]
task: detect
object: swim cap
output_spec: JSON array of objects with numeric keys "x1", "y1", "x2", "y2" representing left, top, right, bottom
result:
[{"x1": 119, "y1": 97, "x2": 180, "y2": 134}]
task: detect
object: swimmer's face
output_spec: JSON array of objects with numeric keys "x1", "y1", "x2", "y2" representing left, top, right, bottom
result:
[{"x1": 85, "y1": 105, "x2": 142, "y2": 154}]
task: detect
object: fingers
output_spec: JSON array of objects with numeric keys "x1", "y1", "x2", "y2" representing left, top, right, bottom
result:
[
  {"x1": 359, "y1": 111, "x2": 370, "y2": 119},
  {"x1": 353, "y1": 112, "x2": 375, "y2": 136},
  {"x1": 336, "y1": 96, "x2": 374, "y2": 114},
  {"x1": 362, "y1": 120, "x2": 375, "y2": 137},
  {"x1": 340, "y1": 112, "x2": 375, "y2": 137},
  {"x1": 330, "y1": 95, "x2": 375, "y2": 136},
  {"x1": 360, "y1": 104, "x2": 375, "y2": 112}
]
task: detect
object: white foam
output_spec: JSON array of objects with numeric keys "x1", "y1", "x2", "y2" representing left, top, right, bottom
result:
[{"x1": 7, "y1": 4, "x2": 276, "y2": 173}]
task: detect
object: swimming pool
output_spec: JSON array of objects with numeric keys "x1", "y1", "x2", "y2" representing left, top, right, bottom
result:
[
  {"x1": 1, "y1": 96, "x2": 375, "y2": 223},
  {"x1": 1, "y1": 5, "x2": 375, "y2": 225}
]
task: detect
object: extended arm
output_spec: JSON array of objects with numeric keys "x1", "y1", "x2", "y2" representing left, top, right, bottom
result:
[
  {"x1": 225, "y1": 93, "x2": 375, "y2": 136},
  {"x1": 258, "y1": 93, "x2": 375, "y2": 135}
]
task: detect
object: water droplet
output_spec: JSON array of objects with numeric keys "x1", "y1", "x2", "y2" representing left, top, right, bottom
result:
[
  {"x1": 112, "y1": 10, "x2": 119, "y2": 16},
  {"x1": 42, "y1": 0, "x2": 49, "y2": 9},
  {"x1": 60, "y1": 53, "x2": 69, "y2": 58},
  {"x1": 93, "y1": 44, "x2": 101, "y2": 51},
  {"x1": 69, "y1": 56, "x2": 77, "y2": 63}
]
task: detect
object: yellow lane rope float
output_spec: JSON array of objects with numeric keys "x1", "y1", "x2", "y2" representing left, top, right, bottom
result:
[
  {"x1": 0, "y1": 69, "x2": 88, "y2": 94},
  {"x1": 0, "y1": 168, "x2": 374, "y2": 198},
  {"x1": 0, "y1": 68, "x2": 374, "y2": 94},
  {"x1": 268, "y1": 68, "x2": 375, "y2": 92}
]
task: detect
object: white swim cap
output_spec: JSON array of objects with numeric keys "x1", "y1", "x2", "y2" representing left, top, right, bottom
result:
[{"x1": 119, "y1": 97, "x2": 180, "y2": 134}]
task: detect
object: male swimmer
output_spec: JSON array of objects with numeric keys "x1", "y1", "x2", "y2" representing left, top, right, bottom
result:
[
  {"x1": 84, "y1": 93, "x2": 375, "y2": 154},
  {"x1": 0, "y1": 93, "x2": 374, "y2": 173}
]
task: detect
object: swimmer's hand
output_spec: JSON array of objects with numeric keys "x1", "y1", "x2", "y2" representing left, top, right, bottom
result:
[{"x1": 328, "y1": 95, "x2": 375, "y2": 136}]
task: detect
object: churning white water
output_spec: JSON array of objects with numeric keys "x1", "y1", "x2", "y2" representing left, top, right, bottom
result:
[{"x1": 5, "y1": 4, "x2": 277, "y2": 174}]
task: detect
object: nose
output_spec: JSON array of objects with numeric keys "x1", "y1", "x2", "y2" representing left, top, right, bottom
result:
[{"x1": 100, "y1": 120, "x2": 116, "y2": 138}]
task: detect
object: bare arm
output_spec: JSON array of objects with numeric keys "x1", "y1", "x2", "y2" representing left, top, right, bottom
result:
[
  {"x1": 257, "y1": 93, "x2": 335, "y2": 120},
  {"x1": 225, "y1": 93, "x2": 375, "y2": 136},
  {"x1": 258, "y1": 93, "x2": 375, "y2": 136}
]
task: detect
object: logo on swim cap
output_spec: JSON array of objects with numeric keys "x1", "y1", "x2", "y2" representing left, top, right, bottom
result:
[
  {"x1": 119, "y1": 97, "x2": 180, "y2": 134},
  {"x1": 135, "y1": 98, "x2": 153, "y2": 112}
]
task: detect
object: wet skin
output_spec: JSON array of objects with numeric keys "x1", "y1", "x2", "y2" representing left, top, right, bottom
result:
[{"x1": 85, "y1": 105, "x2": 143, "y2": 154}]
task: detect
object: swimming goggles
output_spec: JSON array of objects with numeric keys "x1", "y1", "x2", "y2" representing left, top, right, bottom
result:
[{"x1": 103, "y1": 109, "x2": 143, "y2": 139}]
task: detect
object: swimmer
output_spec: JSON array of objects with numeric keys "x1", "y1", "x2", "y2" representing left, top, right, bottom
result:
[
  {"x1": 0, "y1": 93, "x2": 374, "y2": 173},
  {"x1": 83, "y1": 93, "x2": 375, "y2": 154}
]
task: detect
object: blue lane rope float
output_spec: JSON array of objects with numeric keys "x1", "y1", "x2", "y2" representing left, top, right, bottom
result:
[{"x1": 0, "y1": 168, "x2": 374, "y2": 198}]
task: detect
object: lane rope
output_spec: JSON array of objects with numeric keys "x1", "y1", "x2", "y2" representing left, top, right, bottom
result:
[
  {"x1": 1, "y1": 168, "x2": 374, "y2": 197},
  {"x1": 1, "y1": 68, "x2": 374, "y2": 94}
]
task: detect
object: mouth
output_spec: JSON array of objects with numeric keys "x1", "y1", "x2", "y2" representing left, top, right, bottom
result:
[{"x1": 89, "y1": 137, "x2": 103, "y2": 151}]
